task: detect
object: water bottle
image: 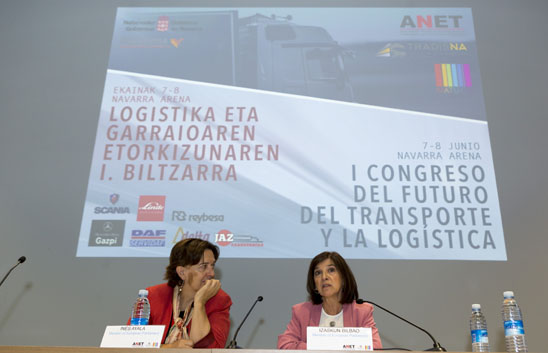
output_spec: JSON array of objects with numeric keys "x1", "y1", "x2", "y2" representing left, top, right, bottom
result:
[
  {"x1": 502, "y1": 291, "x2": 527, "y2": 352},
  {"x1": 470, "y1": 304, "x2": 490, "y2": 352},
  {"x1": 130, "y1": 289, "x2": 150, "y2": 325}
]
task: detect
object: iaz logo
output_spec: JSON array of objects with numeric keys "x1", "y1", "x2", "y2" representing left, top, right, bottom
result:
[{"x1": 215, "y1": 229, "x2": 234, "y2": 247}]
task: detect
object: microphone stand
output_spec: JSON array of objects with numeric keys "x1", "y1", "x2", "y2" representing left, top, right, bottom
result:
[
  {"x1": 226, "y1": 296, "x2": 263, "y2": 349},
  {"x1": 0, "y1": 256, "x2": 27, "y2": 288},
  {"x1": 358, "y1": 299, "x2": 446, "y2": 352}
]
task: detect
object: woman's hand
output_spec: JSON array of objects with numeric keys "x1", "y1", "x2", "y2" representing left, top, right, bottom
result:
[
  {"x1": 162, "y1": 338, "x2": 194, "y2": 349},
  {"x1": 188, "y1": 279, "x2": 221, "y2": 344},
  {"x1": 194, "y1": 279, "x2": 221, "y2": 307}
]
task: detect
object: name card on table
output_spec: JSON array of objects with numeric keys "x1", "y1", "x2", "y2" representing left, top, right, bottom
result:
[
  {"x1": 100, "y1": 325, "x2": 165, "y2": 348},
  {"x1": 307, "y1": 327, "x2": 373, "y2": 351}
]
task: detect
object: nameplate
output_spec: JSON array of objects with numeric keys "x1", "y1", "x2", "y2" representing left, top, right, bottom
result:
[
  {"x1": 307, "y1": 327, "x2": 373, "y2": 351},
  {"x1": 100, "y1": 325, "x2": 164, "y2": 348}
]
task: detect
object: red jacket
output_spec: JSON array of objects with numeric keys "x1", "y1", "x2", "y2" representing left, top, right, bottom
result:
[
  {"x1": 277, "y1": 301, "x2": 382, "y2": 350},
  {"x1": 129, "y1": 283, "x2": 232, "y2": 348}
]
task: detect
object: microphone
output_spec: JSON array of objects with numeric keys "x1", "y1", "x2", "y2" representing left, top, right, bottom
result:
[
  {"x1": 357, "y1": 298, "x2": 446, "y2": 352},
  {"x1": 226, "y1": 296, "x2": 263, "y2": 349},
  {"x1": 0, "y1": 256, "x2": 27, "y2": 288}
]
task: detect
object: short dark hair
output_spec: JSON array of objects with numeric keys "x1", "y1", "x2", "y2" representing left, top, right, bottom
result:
[
  {"x1": 306, "y1": 251, "x2": 359, "y2": 305},
  {"x1": 164, "y1": 238, "x2": 220, "y2": 287}
]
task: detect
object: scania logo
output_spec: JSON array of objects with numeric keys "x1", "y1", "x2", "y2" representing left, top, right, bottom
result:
[
  {"x1": 94, "y1": 194, "x2": 130, "y2": 214},
  {"x1": 94, "y1": 206, "x2": 130, "y2": 214},
  {"x1": 110, "y1": 193, "x2": 119, "y2": 205}
]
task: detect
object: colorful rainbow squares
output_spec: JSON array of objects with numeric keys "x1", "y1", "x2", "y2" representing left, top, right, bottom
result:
[{"x1": 435, "y1": 64, "x2": 471, "y2": 87}]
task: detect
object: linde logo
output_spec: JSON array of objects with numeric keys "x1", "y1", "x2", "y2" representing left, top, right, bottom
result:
[
  {"x1": 137, "y1": 195, "x2": 166, "y2": 221},
  {"x1": 400, "y1": 15, "x2": 463, "y2": 29},
  {"x1": 140, "y1": 203, "x2": 163, "y2": 210}
]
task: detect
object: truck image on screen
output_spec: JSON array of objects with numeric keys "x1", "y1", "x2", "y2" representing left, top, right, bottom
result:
[
  {"x1": 109, "y1": 10, "x2": 354, "y2": 102},
  {"x1": 237, "y1": 14, "x2": 354, "y2": 101}
]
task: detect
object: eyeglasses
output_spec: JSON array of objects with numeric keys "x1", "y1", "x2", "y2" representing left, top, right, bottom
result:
[
  {"x1": 193, "y1": 262, "x2": 215, "y2": 273},
  {"x1": 314, "y1": 265, "x2": 337, "y2": 277}
]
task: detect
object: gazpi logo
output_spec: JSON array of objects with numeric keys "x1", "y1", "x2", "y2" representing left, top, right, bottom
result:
[{"x1": 215, "y1": 229, "x2": 234, "y2": 247}]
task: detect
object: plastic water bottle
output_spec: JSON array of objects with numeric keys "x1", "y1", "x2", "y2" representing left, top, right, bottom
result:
[
  {"x1": 470, "y1": 304, "x2": 490, "y2": 352},
  {"x1": 502, "y1": 291, "x2": 527, "y2": 352},
  {"x1": 130, "y1": 289, "x2": 150, "y2": 325}
]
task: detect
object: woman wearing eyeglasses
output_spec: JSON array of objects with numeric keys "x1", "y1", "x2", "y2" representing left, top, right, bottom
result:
[
  {"x1": 136, "y1": 238, "x2": 232, "y2": 348},
  {"x1": 277, "y1": 251, "x2": 382, "y2": 350}
]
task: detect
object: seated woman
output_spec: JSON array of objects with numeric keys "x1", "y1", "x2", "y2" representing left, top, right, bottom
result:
[
  {"x1": 131, "y1": 238, "x2": 232, "y2": 348},
  {"x1": 277, "y1": 251, "x2": 382, "y2": 350}
]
